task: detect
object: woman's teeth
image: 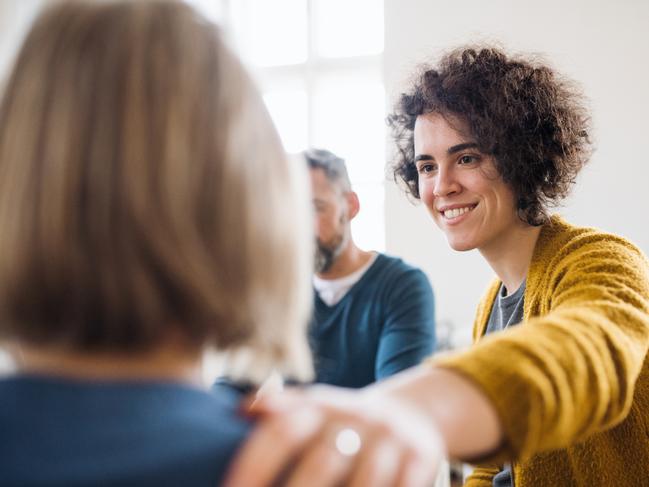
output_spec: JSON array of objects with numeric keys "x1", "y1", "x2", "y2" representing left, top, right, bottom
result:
[{"x1": 443, "y1": 206, "x2": 473, "y2": 219}]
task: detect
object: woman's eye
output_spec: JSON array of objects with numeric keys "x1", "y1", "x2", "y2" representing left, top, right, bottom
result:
[
  {"x1": 418, "y1": 163, "x2": 436, "y2": 174},
  {"x1": 459, "y1": 155, "x2": 477, "y2": 165}
]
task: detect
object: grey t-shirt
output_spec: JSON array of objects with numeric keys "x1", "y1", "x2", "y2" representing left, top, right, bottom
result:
[{"x1": 484, "y1": 280, "x2": 526, "y2": 487}]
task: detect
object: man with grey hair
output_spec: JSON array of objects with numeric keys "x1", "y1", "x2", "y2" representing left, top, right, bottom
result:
[{"x1": 304, "y1": 148, "x2": 436, "y2": 387}]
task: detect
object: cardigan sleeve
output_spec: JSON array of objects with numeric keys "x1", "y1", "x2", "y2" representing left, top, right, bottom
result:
[
  {"x1": 433, "y1": 236, "x2": 649, "y2": 464},
  {"x1": 463, "y1": 464, "x2": 501, "y2": 486}
]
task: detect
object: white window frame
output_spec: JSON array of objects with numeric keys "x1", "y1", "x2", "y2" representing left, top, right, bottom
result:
[{"x1": 189, "y1": 0, "x2": 386, "y2": 250}]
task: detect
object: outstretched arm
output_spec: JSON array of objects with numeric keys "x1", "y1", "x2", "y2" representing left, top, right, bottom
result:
[
  {"x1": 224, "y1": 236, "x2": 649, "y2": 487},
  {"x1": 434, "y1": 239, "x2": 649, "y2": 462},
  {"x1": 223, "y1": 365, "x2": 502, "y2": 487}
]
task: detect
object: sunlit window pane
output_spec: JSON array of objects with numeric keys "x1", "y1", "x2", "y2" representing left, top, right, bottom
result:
[
  {"x1": 184, "y1": 0, "x2": 226, "y2": 23},
  {"x1": 263, "y1": 88, "x2": 308, "y2": 153},
  {"x1": 232, "y1": 0, "x2": 308, "y2": 67},
  {"x1": 313, "y1": 0, "x2": 384, "y2": 58},
  {"x1": 352, "y1": 183, "x2": 385, "y2": 252},
  {"x1": 312, "y1": 75, "x2": 385, "y2": 184},
  {"x1": 312, "y1": 75, "x2": 385, "y2": 251}
]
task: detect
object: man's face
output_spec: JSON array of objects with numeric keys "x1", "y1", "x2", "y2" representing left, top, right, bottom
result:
[{"x1": 310, "y1": 168, "x2": 350, "y2": 273}]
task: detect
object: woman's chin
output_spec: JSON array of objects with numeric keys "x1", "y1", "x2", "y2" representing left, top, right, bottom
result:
[{"x1": 445, "y1": 235, "x2": 477, "y2": 252}]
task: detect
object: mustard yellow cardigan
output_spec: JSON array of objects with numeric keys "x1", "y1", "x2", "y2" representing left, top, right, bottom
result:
[{"x1": 434, "y1": 216, "x2": 649, "y2": 486}]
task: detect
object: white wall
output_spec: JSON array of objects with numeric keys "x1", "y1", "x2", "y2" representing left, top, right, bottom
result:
[{"x1": 384, "y1": 0, "x2": 649, "y2": 346}]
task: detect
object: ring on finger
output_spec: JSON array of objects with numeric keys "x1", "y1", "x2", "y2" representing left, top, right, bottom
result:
[{"x1": 334, "y1": 427, "x2": 362, "y2": 457}]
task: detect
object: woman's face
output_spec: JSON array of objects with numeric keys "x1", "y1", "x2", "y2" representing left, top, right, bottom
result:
[{"x1": 413, "y1": 112, "x2": 520, "y2": 254}]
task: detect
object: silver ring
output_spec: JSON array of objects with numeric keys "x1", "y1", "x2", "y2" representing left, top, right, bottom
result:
[{"x1": 334, "y1": 427, "x2": 362, "y2": 456}]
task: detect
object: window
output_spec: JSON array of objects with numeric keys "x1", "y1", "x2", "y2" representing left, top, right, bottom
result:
[{"x1": 187, "y1": 0, "x2": 386, "y2": 251}]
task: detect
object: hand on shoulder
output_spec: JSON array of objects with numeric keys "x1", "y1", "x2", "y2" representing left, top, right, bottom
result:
[{"x1": 224, "y1": 384, "x2": 446, "y2": 487}]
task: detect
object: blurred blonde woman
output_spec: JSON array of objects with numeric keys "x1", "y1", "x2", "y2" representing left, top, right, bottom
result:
[{"x1": 0, "y1": 1, "x2": 312, "y2": 485}]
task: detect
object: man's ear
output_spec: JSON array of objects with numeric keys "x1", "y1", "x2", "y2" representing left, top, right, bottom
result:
[{"x1": 345, "y1": 191, "x2": 360, "y2": 220}]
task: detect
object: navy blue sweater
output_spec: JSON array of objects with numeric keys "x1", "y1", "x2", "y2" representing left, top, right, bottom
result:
[
  {"x1": 309, "y1": 254, "x2": 436, "y2": 388},
  {"x1": 0, "y1": 375, "x2": 251, "y2": 487}
]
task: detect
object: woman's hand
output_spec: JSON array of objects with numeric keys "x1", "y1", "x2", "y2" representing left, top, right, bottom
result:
[{"x1": 223, "y1": 384, "x2": 446, "y2": 487}]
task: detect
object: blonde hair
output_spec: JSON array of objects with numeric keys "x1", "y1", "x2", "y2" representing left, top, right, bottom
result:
[{"x1": 0, "y1": 0, "x2": 313, "y2": 381}]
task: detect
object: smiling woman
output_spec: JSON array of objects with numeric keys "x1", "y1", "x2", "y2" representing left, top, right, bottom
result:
[
  {"x1": 223, "y1": 45, "x2": 649, "y2": 487},
  {"x1": 391, "y1": 47, "x2": 591, "y2": 227}
]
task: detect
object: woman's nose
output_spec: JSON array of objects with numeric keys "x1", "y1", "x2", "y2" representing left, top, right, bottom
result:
[{"x1": 433, "y1": 168, "x2": 460, "y2": 197}]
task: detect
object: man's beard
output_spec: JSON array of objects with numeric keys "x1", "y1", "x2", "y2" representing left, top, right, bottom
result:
[{"x1": 314, "y1": 232, "x2": 346, "y2": 274}]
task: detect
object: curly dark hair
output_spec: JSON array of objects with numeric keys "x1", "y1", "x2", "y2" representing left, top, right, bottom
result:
[{"x1": 388, "y1": 46, "x2": 592, "y2": 225}]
